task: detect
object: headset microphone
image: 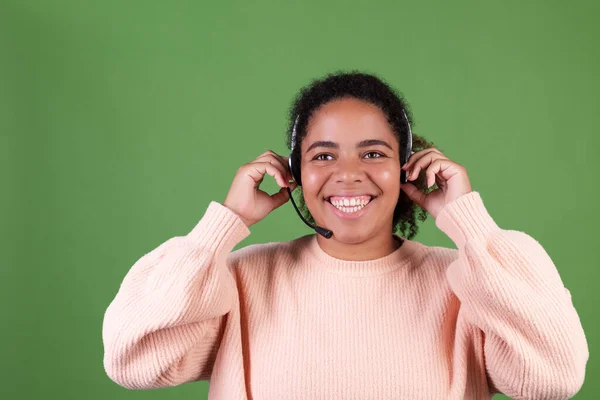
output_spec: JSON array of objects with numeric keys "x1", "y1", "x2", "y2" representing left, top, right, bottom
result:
[{"x1": 287, "y1": 109, "x2": 413, "y2": 240}]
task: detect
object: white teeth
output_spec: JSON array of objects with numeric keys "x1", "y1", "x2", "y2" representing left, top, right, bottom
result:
[
  {"x1": 329, "y1": 197, "x2": 371, "y2": 207},
  {"x1": 329, "y1": 199, "x2": 372, "y2": 213}
]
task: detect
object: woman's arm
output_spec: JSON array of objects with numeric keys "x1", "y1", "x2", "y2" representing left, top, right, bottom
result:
[
  {"x1": 436, "y1": 192, "x2": 589, "y2": 400},
  {"x1": 102, "y1": 201, "x2": 250, "y2": 389}
]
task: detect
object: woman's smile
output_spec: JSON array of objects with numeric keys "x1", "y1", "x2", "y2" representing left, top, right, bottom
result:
[{"x1": 324, "y1": 195, "x2": 376, "y2": 220}]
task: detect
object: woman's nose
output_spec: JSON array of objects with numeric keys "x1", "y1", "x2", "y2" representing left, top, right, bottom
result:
[{"x1": 334, "y1": 159, "x2": 365, "y2": 183}]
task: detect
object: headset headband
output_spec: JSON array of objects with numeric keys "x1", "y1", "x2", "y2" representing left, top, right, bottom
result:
[{"x1": 291, "y1": 115, "x2": 300, "y2": 153}]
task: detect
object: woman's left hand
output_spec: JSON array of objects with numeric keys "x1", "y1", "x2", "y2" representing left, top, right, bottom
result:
[{"x1": 400, "y1": 148, "x2": 473, "y2": 220}]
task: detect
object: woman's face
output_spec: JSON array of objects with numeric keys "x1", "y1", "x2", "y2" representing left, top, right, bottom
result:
[{"x1": 300, "y1": 97, "x2": 401, "y2": 244}]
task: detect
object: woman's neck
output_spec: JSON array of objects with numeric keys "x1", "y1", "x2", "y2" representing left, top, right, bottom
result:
[{"x1": 316, "y1": 231, "x2": 402, "y2": 261}]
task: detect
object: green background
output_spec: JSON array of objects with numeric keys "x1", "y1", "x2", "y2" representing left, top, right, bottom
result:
[{"x1": 2, "y1": 0, "x2": 597, "y2": 398}]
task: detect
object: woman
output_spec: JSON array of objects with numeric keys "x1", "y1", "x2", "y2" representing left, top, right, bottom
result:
[{"x1": 102, "y1": 72, "x2": 588, "y2": 399}]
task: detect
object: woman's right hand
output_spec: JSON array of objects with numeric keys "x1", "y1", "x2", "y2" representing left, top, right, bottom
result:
[{"x1": 223, "y1": 150, "x2": 298, "y2": 228}]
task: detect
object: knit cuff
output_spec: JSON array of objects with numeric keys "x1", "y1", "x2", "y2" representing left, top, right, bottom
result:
[
  {"x1": 435, "y1": 191, "x2": 501, "y2": 249},
  {"x1": 186, "y1": 201, "x2": 251, "y2": 256}
]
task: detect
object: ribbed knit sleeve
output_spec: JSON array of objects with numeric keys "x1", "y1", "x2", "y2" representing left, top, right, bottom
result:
[
  {"x1": 435, "y1": 191, "x2": 589, "y2": 400},
  {"x1": 102, "y1": 201, "x2": 250, "y2": 389}
]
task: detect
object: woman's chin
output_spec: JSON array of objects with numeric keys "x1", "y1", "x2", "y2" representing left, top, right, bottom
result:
[{"x1": 323, "y1": 225, "x2": 373, "y2": 244}]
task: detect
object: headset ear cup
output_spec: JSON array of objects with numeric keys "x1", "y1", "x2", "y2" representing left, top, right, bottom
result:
[{"x1": 289, "y1": 152, "x2": 302, "y2": 186}]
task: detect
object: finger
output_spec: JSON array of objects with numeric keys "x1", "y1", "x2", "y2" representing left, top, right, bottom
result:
[
  {"x1": 407, "y1": 153, "x2": 448, "y2": 181},
  {"x1": 402, "y1": 149, "x2": 425, "y2": 170},
  {"x1": 426, "y1": 159, "x2": 460, "y2": 187},
  {"x1": 254, "y1": 156, "x2": 290, "y2": 186},
  {"x1": 256, "y1": 149, "x2": 282, "y2": 160},
  {"x1": 401, "y1": 148, "x2": 440, "y2": 171},
  {"x1": 245, "y1": 162, "x2": 288, "y2": 188},
  {"x1": 401, "y1": 182, "x2": 427, "y2": 207},
  {"x1": 426, "y1": 159, "x2": 444, "y2": 188},
  {"x1": 256, "y1": 153, "x2": 293, "y2": 184},
  {"x1": 269, "y1": 186, "x2": 292, "y2": 210},
  {"x1": 273, "y1": 154, "x2": 293, "y2": 183},
  {"x1": 255, "y1": 150, "x2": 288, "y2": 170}
]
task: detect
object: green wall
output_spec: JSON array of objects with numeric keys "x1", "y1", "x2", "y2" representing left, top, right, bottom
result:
[{"x1": 1, "y1": 0, "x2": 597, "y2": 398}]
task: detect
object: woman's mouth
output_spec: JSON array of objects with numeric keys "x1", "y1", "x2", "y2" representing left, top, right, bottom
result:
[{"x1": 325, "y1": 195, "x2": 376, "y2": 219}]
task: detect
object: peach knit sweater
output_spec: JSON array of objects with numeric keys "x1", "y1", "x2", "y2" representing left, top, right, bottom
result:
[{"x1": 102, "y1": 191, "x2": 588, "y2": 399}]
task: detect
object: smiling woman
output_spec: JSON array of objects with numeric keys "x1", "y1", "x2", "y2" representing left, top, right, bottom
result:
[{"x1": 102, "y1": 71, "x2": 589, "y2": 400}]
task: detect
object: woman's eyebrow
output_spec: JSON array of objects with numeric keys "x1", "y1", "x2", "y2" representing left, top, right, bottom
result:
[
  {"x1": 357, "y1": 139, "x2": 393, "y2": 150},
  {"x1": 305, "y1": 141, "x2": 338, "y2": 152},
  {"x1": 306, "y1": 139, "x2": 393, "y2": 153}
]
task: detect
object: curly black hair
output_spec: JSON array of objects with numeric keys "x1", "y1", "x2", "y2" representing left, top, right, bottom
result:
[{"x1": 285, "y1": 70, "x2": 437, "y2": 240}]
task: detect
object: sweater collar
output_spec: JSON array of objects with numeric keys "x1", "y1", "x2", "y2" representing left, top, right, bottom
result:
[{"x1": 304, "y1": 233, "x2": 422, "y2": 277}]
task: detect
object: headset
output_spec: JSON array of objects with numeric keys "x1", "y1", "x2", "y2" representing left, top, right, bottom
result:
[{"x1": 286, "y1": 108, "x2": 413, "y2": 239}]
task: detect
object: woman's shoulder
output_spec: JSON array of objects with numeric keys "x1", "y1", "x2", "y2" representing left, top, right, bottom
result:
[
  {"x1": 416, "y1": 242, "x2": 460, "y2": 269},
  {"x1": 226, "y1": 234, "x2": 314, "y2": 269},
  {"x1": 399, "y1": 240, "x2": 461, "y2": 285}
]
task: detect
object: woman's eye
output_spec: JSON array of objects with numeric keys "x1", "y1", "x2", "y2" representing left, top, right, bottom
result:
[
  {"x1": 364, "y1": 151, "x2": 384, "y2": 159},
  {"x1": 314, "y1": 154, "x2": 333, "y2": 161}
]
